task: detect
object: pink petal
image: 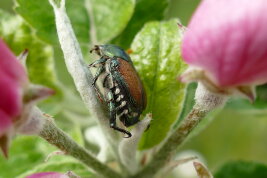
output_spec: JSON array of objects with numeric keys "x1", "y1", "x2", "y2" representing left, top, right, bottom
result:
[
  {"x1": 26, "y1": 172, "x2": 69, "y2": 178},
  {"x1": 182, "y1": 0, "x2": 267, "y2": 87},
  {"x1": 0, "y1": 39, "x2": 27, "y2": 122},
  {"x1": 0, "y1": 71, "x2": 23, "y2": 120},
  {"x1": 0, "y1": 39, "x2": 27, "y2": 83}
]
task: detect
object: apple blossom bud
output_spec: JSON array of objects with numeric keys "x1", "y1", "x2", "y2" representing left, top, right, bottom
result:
[
  {"x1": 0, "y1": 39, "x2": 27, "y2": 136},
  {"x1": 0, "y1": 39, "x2": 54, "y2": 157},
  {"x1": 0, "y1": 39, "x2": 28, "y2": 157},
  {"x1": 181, "y1": 0, "x2": 267, "y2": 100}
]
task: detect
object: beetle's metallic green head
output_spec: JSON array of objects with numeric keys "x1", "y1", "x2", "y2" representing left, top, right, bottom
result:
[{"x1": 90, "y1": 44, "x2": 131, "y2": 62}]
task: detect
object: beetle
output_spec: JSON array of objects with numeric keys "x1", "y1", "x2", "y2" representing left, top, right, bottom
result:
[{"x1": 89, "y1": 44, "x2": 146, "y2": 138}]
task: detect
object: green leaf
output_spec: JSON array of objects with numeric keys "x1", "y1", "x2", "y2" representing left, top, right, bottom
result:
[
  {"x1": 15, "y1": 0, "x2": 135, "y2": 46},
  {"x1": 130, "y1": 19, "x2": 186, "y2": 149},
  {"x1": 0, "y1": 10, "x2": 62, "y2": 113},
  {"x1": 0, "y1": 136, "x2": 52, "y2": 178},
  {"x1": 15, "y1": 0, "x2": 57, "y2": 44},
  {"x1": 90, "y1": 0, "x2": 135, "y2": 43},
  {"x1": 0, "y1": 136, "x2": 90, "y2": 178},
  {"x1": 215, "y1": 161, "x2": 267, "y2": 178},
  {"x1": 15, "y1": 0, "x2": 90, "y2": 46},
  {"x1": 113, "y1": 0, "x2": 168, "y2": 48}
]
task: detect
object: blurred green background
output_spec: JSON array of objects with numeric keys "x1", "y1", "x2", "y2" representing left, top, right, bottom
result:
[{"x1": 1, "y1": 0, "x2": 267, "y2": 177}]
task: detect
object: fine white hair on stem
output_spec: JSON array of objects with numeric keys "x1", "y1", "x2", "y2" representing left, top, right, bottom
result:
[
  {"x1": 194, "y1": 83, "x2": 227, "y2": 110},
  {"x1": 47, "y1": 0, "x2": 119, "y2": 147},
  {"x1": 118, "y1": 115, "x2": 152, "y2": 175},
  {"x1": 39, "y1": 112, "x2": 123, "y2": 178},
  {"x1": 17, "y1": 107, "x2": 45, "y2": 135}
]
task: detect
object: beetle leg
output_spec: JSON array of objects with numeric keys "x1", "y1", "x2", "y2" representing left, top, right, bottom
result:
[
  {"x1": 110, "y1": 114, "x2": 132, "y2": 138},
  {"x1": 92, "y1": 66, "x2": 105, "y2": 85},
  {"x1": 107, "y1": 91, "x2": 132, "y2": 138},
  {"x1": 115, "y1": 101, "x2": 127, "y2": 111},
  {"x1": 117, "y1": 109, "x2": 129, "y2": 118},
  {"x1": 88, "y1": 57, "x2": 107, "y2": 68},
  {"x1": 89, "y1": 58, "x2": 105, "y2": 102},
  {"x1": 90, "y1": 64, "x2": 106, "y2": 102}
]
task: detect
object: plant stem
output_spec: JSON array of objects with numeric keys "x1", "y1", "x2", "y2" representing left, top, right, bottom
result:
[
  {"x1": 48, "y1": 0, "x2": 119, "y2": 150},
  {"x1": 132, "y1": 83, "x2": 226, "y2": 178},
  {"x1": 119, "y1": 115, "x2": 151, "y2": 175},
  {"x1": 131, "y1": 106, "x2": 206, "y2": 178},
  {"x1": 39, "y1": 116, "x2": 123, "y2": 178}
]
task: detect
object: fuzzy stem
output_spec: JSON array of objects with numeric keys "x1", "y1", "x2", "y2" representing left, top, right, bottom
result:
[
  {"x1": 132, "y1": 83, "x2": 227, "y2": 178},
  {"x1": 39, "y1": 116, "x2": 123, "y2": 178},
  {"x1": 48, "y1": 0, "x2": 119, "y2": 148},
  {"x1": 119, "y1": 115, "x2": 151, "y2": 175}
]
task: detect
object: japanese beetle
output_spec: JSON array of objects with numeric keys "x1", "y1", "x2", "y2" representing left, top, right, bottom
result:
[{"x1": 89, "y1": 44, "x2": 146, "y2": 138}]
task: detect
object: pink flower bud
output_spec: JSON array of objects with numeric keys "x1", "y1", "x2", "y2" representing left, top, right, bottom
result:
[
  {"x1": 0, "y1": 39, "x2": 54, "y2": 157},
  {"x1": 26, "y1": 172, "x2": 69, "y2": 178},
  {"x1": 181, "y1": 0, "x2": 267, "y2": 99},
  {"x1": 0, "y1": 39, "x2": 27, "y2": 137}
]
